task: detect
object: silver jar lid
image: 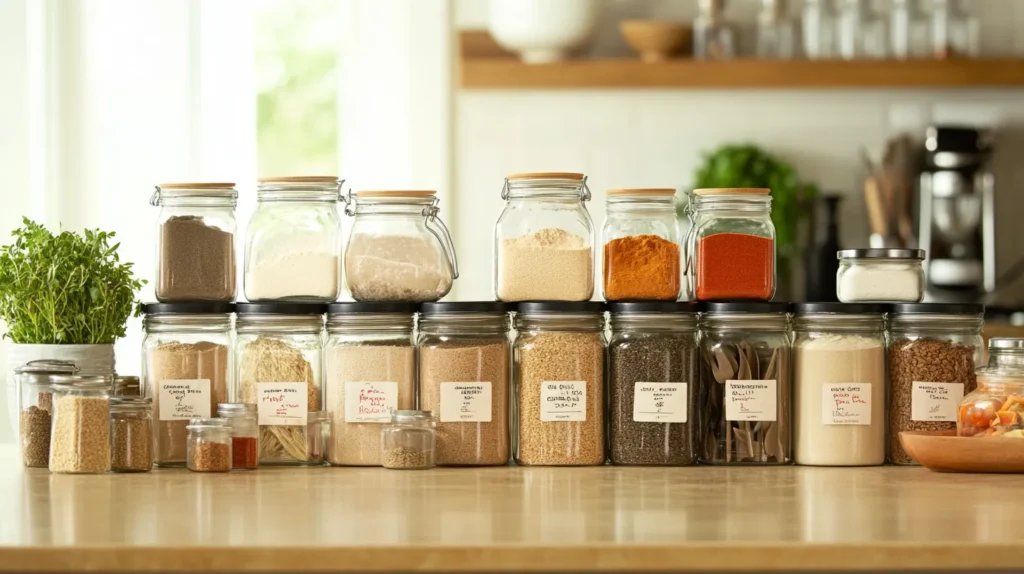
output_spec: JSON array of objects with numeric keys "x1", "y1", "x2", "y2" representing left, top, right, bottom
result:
[
  {"x1": 110, "y1": 397, "x2": 152, "y2": 412},
  {"x1": 15, "y1": 360, "x2": 78, "y2": 385},
  {"x1": 392, "y1": 410, "x2": 434, "y2": 423},
  {"x1": 49, "y1": 374, "x2": 114, "y2": 389},
  {"x1": 990, "y1": 338, "x2": 1024, "y2": 350},
  {"x1": 186, "y1": 417, "x2": 231, "y2": 430},
  {"x1": 837, "y1": 249, "x2": 925, "y2": 260},
  {"x1": 217, "y1": 403, "x2": 256, "y2": 417}
]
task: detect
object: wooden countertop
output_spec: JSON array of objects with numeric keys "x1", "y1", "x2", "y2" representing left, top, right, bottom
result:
[{"x1": 2, "y1": 461, "x2": 1021, "y2": 572}]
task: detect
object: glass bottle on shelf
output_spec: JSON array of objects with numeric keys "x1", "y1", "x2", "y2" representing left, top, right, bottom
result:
[
  {"x1": 931, "y1": 0, "x2": 979, "y2": 59},
  {"x1": 890, "y1": 0, "x2": 930, "y2": 59},
  {"x1": 757, "y1": 0, "x2": 798, "y2": 59},
  {"x1": 802, "y1": 0, "x2": 837, "y2": 60},
  {"x1": 836, "y1": 0, "x2": 888, "y2": 60},
  {"x1": 694, "y1": 0, "x2": 736, "y2": 60}
]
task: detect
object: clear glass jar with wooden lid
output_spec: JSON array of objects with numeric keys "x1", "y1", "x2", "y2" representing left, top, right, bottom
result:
[
  {"x1": 602, "y1": 188, "x2": 680, "y2": 301},
  {"x1": 494, "y1": 172, "x2": 595, "y2": 302}
]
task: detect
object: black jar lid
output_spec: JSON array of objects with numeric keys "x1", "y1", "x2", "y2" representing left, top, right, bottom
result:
[
  {"x1": 144, "y1": 302, "x2": 235, "y2": 315},
  {"x1": 608, "y1": 301, "x2": 700, "y2": 314},
  {"x1": 702, "y1": 302, "x2": 791, "y2": 314},
  {"x1": 516, "y1": 301, "x2": 607, "y2": 314},
  {"x1": 236, "y1": 302, "x2": 327, "y2": 315},
  {"x1": 891, "y1": 303, "x2": 985, "y2": 315},
  {"x1": 793, "y1": 302, "x2": 889, "y2": 314},
  {"x1": 420, "y1": 301, "x2": 511, "y2": 314},
  {"x1": 327, "y1": 302, "x2": 419, "y2": 315}
]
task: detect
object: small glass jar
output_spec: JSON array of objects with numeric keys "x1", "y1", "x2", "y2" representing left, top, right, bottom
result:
[
  {"x1": 836, "y1": 249, "x2": 925, "y2": 303},
  {"x1": 513, "y1": 302, "x2": 606, "y2": 466},
  {"x1": 342, "y1": 190, "x2": 458, "y2": 302},
  {"x1": 15, "y1": 360, "x2": 77, "y2": 468},
  {"x1": 151, "y1": 182, "x2": 237, "y2": 302},
  {"x1": 756, "y1": 0, "x2": 798, "y2": 59},
  {"x1": 609, "y1": 302, "x2": 699, "y2": 466},
  {"x1": 218, "y1": 403, "x2": 259, "y2": 470},
  {"x1": 698, "y1": 302, "x2": 791, "y2": 465},
  {"x1": 836, "y1": 0, "x2": 888, "y2": 60},
  {"x1": 890, "y1": 0, "x2": 930, "y2": 59},
  {"x1": 236, "y1": 303, "x2": 325, "y2": 465},
  {"x1": 602, "y1": 189, "x2": 680, "y2": 301},
  {"x1": 958, "y1": 338, "x2": 1024, "y2": 438},
  {"x1": 110, "y1": 397, "x2": 153, "y2": 473},
  {"x1": 494, "y1": 173, "x2": 595, "y2": 302},
  {"x1": 187, "y1": 417, "x2": 232, "y2": 472},
  {"x1": 931, "y1": 0, "x2": 979, "y2": 59},
  {"x1": 693, "y1": 0, "x2": 737, "y2": 60},
  {"x1": 114, "y1": 376, "x2": 141, "y2": 397},
  {"x1": 888, "y1": 304, "x2": 984, "y2": 464},
  {"x1": 49, "y1": 375, "x2": 114, "y2": 474},
  {"x1": 381, "y1": 410, "x2": 437, "y2": 470},
  {"x1": 685, "y1": 188, "x2": 776, "y2": 302},
  {"x1": 142, "y1": 302, "x2": 233, "y2": 468},
  {"x1": 418, "y1": 302, "x2": 511, "y2": 466},
  {"x1": 793, "y1": 303, "x2": 887, "y2": 467},
  {"x1": 802, "y1": 0, "x2": 837, "y2": 59},
  {"x1": 325, "y1": 302, "x2": 417, "y2": 466},
  {"x1": 244, "y1": 176, "x2": 342, "y2": 302},
  {"x1": 307, "y1": 411, "x2": 331, "y2": 465}
]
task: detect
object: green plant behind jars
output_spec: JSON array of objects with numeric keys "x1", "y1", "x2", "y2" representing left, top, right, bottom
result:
[{"x1": 0, "y1": 218, "x2": 145, "y2": 344}]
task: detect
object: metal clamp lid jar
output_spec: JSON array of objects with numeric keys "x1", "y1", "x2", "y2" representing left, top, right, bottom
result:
[
  {"x1": 836, "y1": 249, "x2": 925, "y2": 303},
  {"x1": 602, "y1": 189, "x2": 681, "y2": 301},
  {"x1": 341, "y1": 190, "x2": 458, "y2": 302},
  {"x1": 494, "y1": 173, "x2": 595, "y2": 302},
  {"x1": 15, "y1": 360, "x2": 78, "y2": 468}
]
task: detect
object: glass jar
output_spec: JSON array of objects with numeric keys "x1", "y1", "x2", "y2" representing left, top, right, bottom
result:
[
  {"x1": 836, "y1": 249, "x2": 925, "y2": 303},
  {"x1": 381, "y1": 410, "x2": 437, "y2": 470},
  {"x1": 218, "y1": 403, "x2": 259, "y2": 470},
  {"x1": 756, "y1": 0, "x2": 798, "y2": 59},
  {"x1": 602, "y1": 189, "x2": 680, "y2": 301},
  {"x1": 958, "y1": 338, "x2": 1024, "y2": 438},
  {"x1": 793, "y1": 303, "x2": 887, "y2": 466},
  {"x1": 151, "y1": 182, "x2": 238, "y2": 302},
  {"x1": 342, "y1": 190, "x2": 458, "y2": 302},
  {"x1": 685, "y1": 188, "x2": 776, "y2": 302},
  {"x1": 698, "y1": 302, "x2": 791, "y2": 464},
  {"x1": 324, "y1": 302, "x2": 417, "y2": 466},
  {"x1": 694, "y1": 0, "x2": 737, "y2": 60},
  {"x1": 888, "y1": 304, "x2": 984, "y2": 464},
  {"x1": 110, "y1": 397, "x2": 153, "y2": 473},
  {"x1": 931, "y1": 0, "x2": 979, "y2": 59},
  {"x1": 114, "y1": 376, "x2": 141, "y2": 397},
  {"x1": 418, "y1": 302, "x2": 511, "y2": 466},
  {"x1": 236, "y1": 303, "x2": 325, "y2": 465},
  {"x1": 802, "y1": 0, "x2": 837, "y2": 59},
  {"x1": 494, "y1": 173, "x2": 595, "y2": 302},
  {"x1": 49, "y1": 374, "x2": 114, "y2": 474},
  {"x1": 513, "y1": 302, "x2": 606, "y2": 466},
  {"x1": 836, "y1": 0, "x2": 888, "y2": 60},
  {"x1": 142, "y1": 302, "x2": 233, "y2": 468},
  {"x1": 244, "y1": 176, "x2": 342, "y2": 302},
  {"x1": 306, "y1": 411, "x2": 330, "y2": 465},
  {"x1": 186, "y1": 417, "x2": 232, "y2": 472},
  {"x1": 15, "y1": 360, "x2": 77, "y2": 468},
  {"x1": 608, "y1": 302, "x2": 699, "y2": 466},
  {"x1": 890, "y1": 0, "x2": 930, "y2": 59}
]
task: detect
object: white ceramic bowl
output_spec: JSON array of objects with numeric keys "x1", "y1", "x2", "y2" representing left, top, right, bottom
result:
[{"x1": 488, "y1": 0, "x2": 602, "y2": 64}]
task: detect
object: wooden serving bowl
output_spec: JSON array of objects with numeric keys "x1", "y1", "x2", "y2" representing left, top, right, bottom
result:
[
  {"x1": 619, "y1": 20, "x2": 692, "y2": 62},
  {"x1": 900, "y1": 430, "x2": 1024, "y2": 473}
]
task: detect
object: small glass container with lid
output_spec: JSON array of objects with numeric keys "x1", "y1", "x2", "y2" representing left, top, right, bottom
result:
[
  {"x1": 836, "y1": 249, "x2": 925, "y2": 303},
  {"x1": 685, "y1": 188, "x2": 776, "y2": 302},
  {"x1": 698, "y1": 302, "x2": 791, "y2": 464},
  {"x1": 418, "y1": 302, "x2": 511, "y2": 466},
  {"x1": 306, "y1": 411, "x2": 331, "y2": 465},
  {"x1": 16, "y1": 360, "x2": 78, "y2": 468},
  {"x1": 494, "y1": 173, "x2": 595, "y2": 302},
  {"x1": 802, "y1": 0, "x2": 837, "y2": 59},
  {"x1": 958, "y1": 338, "x2": 1024, "y2": 439},
  {"x1": 890, "y1": 0, "x2": 930, "y2": 59},
  {"x1": 342, "y1": 190, "x2": 458, "y2": 302},
  {"x1": 49, "y1": 374, "x2": 114, "y2": 474},
  {"x1": 888, "y1": 303, "x2": 984, "y2": 464},
  {"x1": 244, "y1": 176, "x2": 343, "y2": 302},
  {"x1": 381, "y1": 410, "x2": 437, "y2": 470},
  {"x1": 602, "y1": 189, "x2": 680, "y2": 301},
  {"x1": 325, "y1": 302, "x2": 417, "y2": 466},
  {"x1": 114, "y1": 376, "x2": 141, "y2": 397},
  {"x1": 151, "y1": 182, "x2": 238, "y2": 302},
  {"x1": 513, "y1": 302, "x2": 606, "y2": 466},
  {"x1": 236, "y1": 303, "x2": 325, "y2": 465},
  {"x1": 836, "y1": 0, "x2": 888, "y2": 60},
  {"x1": 142, "y1": 302, "x2": 233, "y2": 468},
  {"x1": 931, "y1": 0, "x2": 979, "y2": 59},
  {"x1": 110, "y1": 397, "x2": 153, "y2": 473},
  {"x1": 756, "y1": 0, "x2": 798, "y2": 59},
  {"x1": 187, "y1": 417, "x2": 232, "y2": 472},
  {"x1": 218, "y1": 403, "x2": 259, "y2": 470},
  {"x1": 694, "y1": 0, "x2": 737, "y2": 59}
]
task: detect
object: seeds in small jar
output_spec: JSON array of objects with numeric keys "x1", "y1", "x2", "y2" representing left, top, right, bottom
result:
[
  {"x1": 111, "y1": 417, "x2": 153, "y2": 472},
  {"x1": 49, "y1": 395, "x2": 111, "y2": 474},
  {"x1": 382, "y1": 446, "x2": 434, "y2": 469},
  {"x1": 20, "y1": 406, "x2": 52, "y2": 468},
  {"x1": 189, "y1": 441, "x2": 231, "y2": 472}
]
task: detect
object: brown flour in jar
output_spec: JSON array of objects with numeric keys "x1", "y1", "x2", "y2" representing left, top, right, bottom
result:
[{"x1": 158, "y1": 216, "x2": 235, "y2": 301}]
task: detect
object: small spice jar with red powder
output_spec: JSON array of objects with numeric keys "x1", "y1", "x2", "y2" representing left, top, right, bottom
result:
[
  {"x1": 685, "y1": 188, "x2": 776, "y2": 301},
  {"x1": 218, "y1": 403, "x2": 259, "y2": 470},
  {"x1": 602, "y1": 188, "x2": 681, "y2": 301}
]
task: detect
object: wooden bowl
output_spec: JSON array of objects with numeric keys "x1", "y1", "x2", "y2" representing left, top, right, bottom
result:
[
  {"x1": 619, "y1": 20, "x2": 692, "y2": 62},
  {"x1": 900, "y1": 430, "x2": 1024, "y2": 473}
]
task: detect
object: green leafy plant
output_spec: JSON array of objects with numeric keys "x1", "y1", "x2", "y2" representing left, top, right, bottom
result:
[{"x1": 0, "y1": 218, "x2": 145, "y2": 344}]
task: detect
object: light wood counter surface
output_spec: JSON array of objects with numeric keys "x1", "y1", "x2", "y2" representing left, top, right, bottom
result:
[{"x1": 1, "y1": 463, "x2": 1019, "y2": 572}]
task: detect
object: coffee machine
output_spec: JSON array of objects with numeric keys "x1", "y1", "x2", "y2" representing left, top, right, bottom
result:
[{"x1": 917, "y1": 126, "x2": 996, "y2": 298}]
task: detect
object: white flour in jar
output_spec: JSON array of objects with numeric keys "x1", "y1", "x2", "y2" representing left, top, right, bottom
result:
[
  {"x1": 345, "y1": 234, "x2": 452, "y2": 302},
  {"x1": 838, "y1": 266, "x2": 922, "y2": 302},
  {"x1": 245, "y1": 251, "x2": 339, "y2": 300},
  {"x1": 497, "y1": 228, "x2": 593, "y2": 301}
]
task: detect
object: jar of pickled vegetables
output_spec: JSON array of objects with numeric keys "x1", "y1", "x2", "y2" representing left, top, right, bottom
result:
[{"x1": 957, "y1": 338, "x2": 1024, "y2": 438}]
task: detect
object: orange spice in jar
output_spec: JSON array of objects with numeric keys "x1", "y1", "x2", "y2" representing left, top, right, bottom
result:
[{"x1": 601, "y1": 188, "x2": 681, "y2": 301}]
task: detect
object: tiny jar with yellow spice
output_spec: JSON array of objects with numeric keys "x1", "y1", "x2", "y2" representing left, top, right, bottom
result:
[{"x1": 602, "y1": 188, "x2": 680, "y2": 301}]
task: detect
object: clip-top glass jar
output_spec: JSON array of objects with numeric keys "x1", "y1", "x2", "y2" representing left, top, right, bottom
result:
[
  {"x1": 16, "y1": 359, "x2": 77, "y2": 468},
  {"x1": 494, "y1": 173, "x2": 595, "y2": 302},
  {"x1": 958, "y1": 338, "x2": 1024, "y2": 438},
  {"x1": 245, "y1": 176, "x2": 343, "y2": 302},
  {"x1": 151, "y1": 182, "x2": 238, "y2": 302},
  {"x1": 837, "y1": 249, "x2": 925, "y2": 303},
  {"x1": 49, "y1": 374, "x2": 114, "y2": 474},
  {"x1": 381, "y1": 410, "x2": 437, "y2": 470},
  {"x1": 342, "y1": 190, "x2": 458, "y2": 302},
  {"x1": 602, "y1": 189, "x2": 680, "y2": 301}
]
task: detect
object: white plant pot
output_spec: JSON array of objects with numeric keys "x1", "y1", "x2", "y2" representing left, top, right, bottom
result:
[{"x1": 488, "y1": 0, "x2": 602, "y2": 64}]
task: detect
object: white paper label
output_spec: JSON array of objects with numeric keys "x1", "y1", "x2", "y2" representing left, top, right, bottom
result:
[
  {"x1": 439, "y1": 382, "x2": 492, "y2": 423},
  {"x1": 344, "y1": 381, "x2": 398, "y2": 423},
  {"x1": 257, "y1": 382, "x2": 308, "y2": 426},
  {"x1": 633, "y1": 382, "x2": 688, "y2": 423},
  {"x1": 822, "y1": 383, "x2": 872, "y2": 425},
  {"x1": 912, "y1": 381, "x2": 964, "y2": 422},
  {"x1": 158, "y1": 379, "x2": 210, "y2": 421},
  {"x1": 725, "y1": 380, "x2": 777, "y2": 421},
  {"x1": 540, "y1": 381, "x2": 587, "y2": 422}
]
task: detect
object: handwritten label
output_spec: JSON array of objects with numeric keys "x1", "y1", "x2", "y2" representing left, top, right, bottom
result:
[
  {"x1": 725, "y1": 380, "x2": 777, "y2": 421},
  {"x1": 440, "y1": 382, "x2": 492, "y2": 423},
  {"x1": 257, "y1": 383, "x2": 308, "y2": 426},
  {"x1": 912, "y1": 381, "x2": 964, "y2": 422},
  {"x1": 822, "y1": 383, "x2": 871, "y2": 425},
  {"x1": 344, "y1": 381, "x2": 398, "y2": 423},
  {"x1": 158, "y1": 379, "x2": 210, "y2": 421},
  {"x1": 540, "y1": 381, "x2": 586, "y2": 422},
  {"x1": 633, "y1": 382, "x2": 688, "y2": 423}
]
